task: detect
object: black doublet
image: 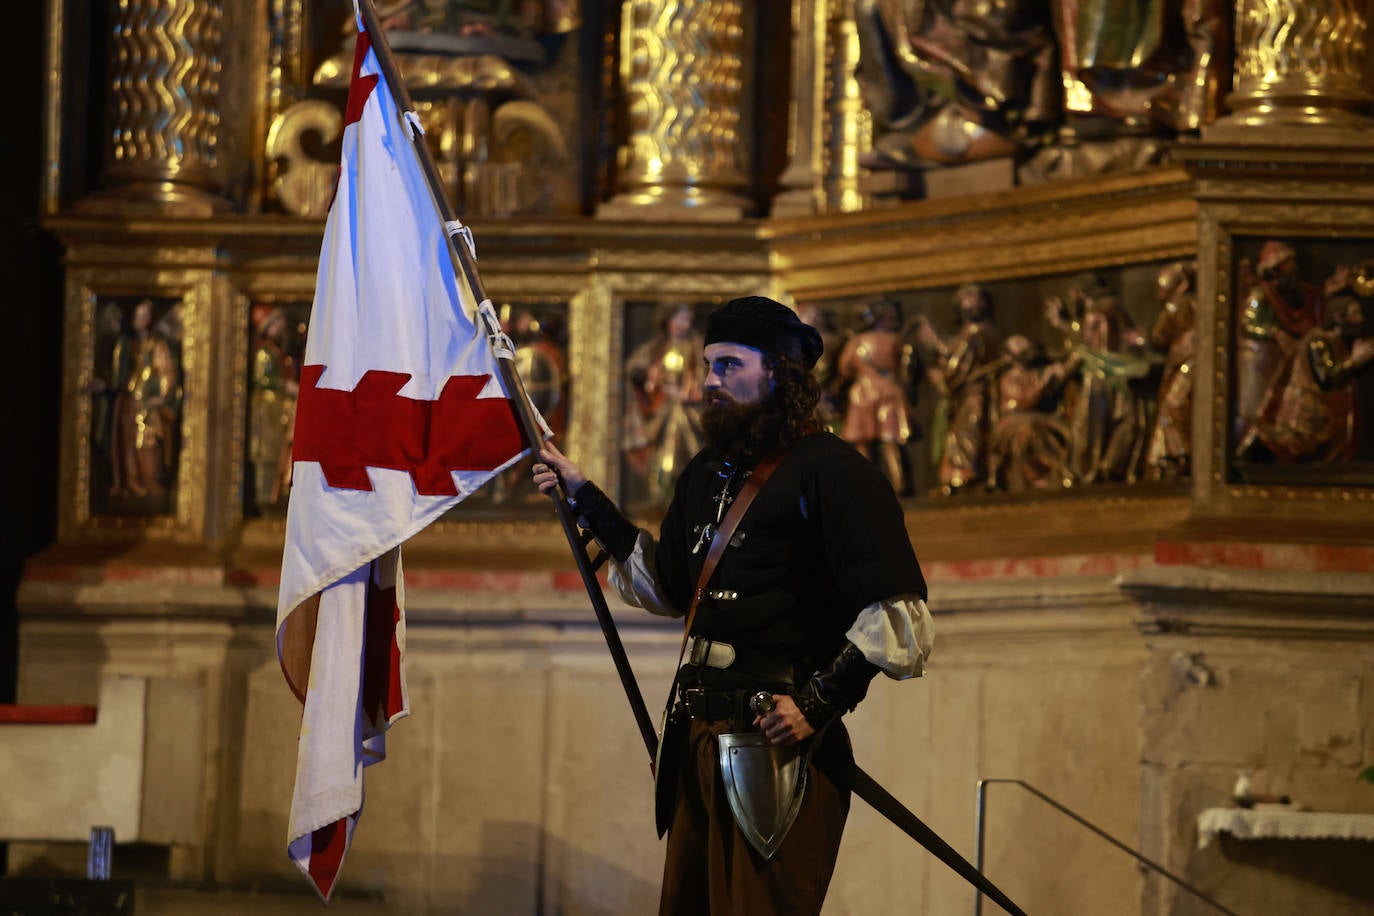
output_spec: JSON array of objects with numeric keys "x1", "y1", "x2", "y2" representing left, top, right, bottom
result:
[{"x1": 656, "y1": 431, "x2": 926, "y2": 690}]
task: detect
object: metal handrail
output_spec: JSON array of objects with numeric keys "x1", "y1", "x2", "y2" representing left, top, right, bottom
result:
[{"x1": 975, "y1": 778, "x2": 1241, "y2": 916}]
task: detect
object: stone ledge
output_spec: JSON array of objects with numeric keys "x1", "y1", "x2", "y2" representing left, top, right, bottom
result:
[{"x1": 1121, "y1": 566, "x2": 1374, "y2": 639}]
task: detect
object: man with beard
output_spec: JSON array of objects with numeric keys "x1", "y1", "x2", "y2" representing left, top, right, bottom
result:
[{"x1": 533, "y1": 296, "x2": 934, "y2": 915}]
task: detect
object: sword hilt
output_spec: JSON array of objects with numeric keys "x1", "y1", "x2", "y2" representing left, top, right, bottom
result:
[{"x1": 749, "y1": 691, "x2": 775, "y2": 717}]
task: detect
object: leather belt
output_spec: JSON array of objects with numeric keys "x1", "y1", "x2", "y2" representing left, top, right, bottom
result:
[
  {"x1": 681, "y1": 687, "x2": 744, "y2": 722},
  {"x1": 687, "y1": 636, "x2": 736, "y2": 669}
]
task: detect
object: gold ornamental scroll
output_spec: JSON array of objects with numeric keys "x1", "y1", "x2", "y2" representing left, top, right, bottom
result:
[
  {"x1": 1226, "y1": 0, "x2": 1374, "y2": 127},
  {"x1": 600, "y1": 0, "x2": 754, "y2": 220},
  {"x1": 96, "y1": 0, "x2": 226, "y2": 214}
]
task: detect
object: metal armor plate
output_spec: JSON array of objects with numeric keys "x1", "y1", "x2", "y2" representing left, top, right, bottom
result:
[{"x1": 716, "y1": 732, "x2": 808, "y2": 860}]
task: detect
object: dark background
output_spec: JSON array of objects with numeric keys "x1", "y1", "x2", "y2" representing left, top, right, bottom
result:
[
  {"x1": 2, "y1": 4, "x2": 62, "y2": 698},
  {"x1": 1, "y1": 0, "x2": 64, "y2": 874}
]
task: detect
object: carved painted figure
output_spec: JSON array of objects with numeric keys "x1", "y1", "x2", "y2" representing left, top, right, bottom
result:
[
  {"x1": 838, "y1": 300, "x2": 917, "y2": 493},
  {"x1": 916, "y1": 285, "x2": 1000, "y2": 494},
  {"x1": 626, "y1": 303, "x2": 706, "y2": 504},
  {"x1": 987, "y1": 335, "x2": 1070, "y2": 492},
  {"x1": 1143, "y1": 261, "x2": 1197, "y2": 480},
  {"x1": 109, "y1": 300, "x2": 181, "y2": 502}
]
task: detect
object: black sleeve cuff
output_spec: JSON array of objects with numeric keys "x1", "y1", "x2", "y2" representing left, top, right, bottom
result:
[
  {"x1": 793, "y1": 641, "x2": 882, "y2": 730},
  {"x1": 569, "y1": 481, "x2": 640, "y2": 564}
]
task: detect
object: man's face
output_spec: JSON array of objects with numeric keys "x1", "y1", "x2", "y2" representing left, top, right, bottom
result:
[
  {"x1": 957, "y1": 291, "x2": 983, "y2": 321},
  {"x1": 133, "y1": 301, "x2": 152, "y2": 333},
  {"x1": 1083, "y1": 310, "x2": 1110, "y2": 348},
  {"x1": 1156, "y1": 268, "x2": 1182, "y2": 302},
  {"x1": 1339, "y1": 301, "x2": 1365, "y2": 334},
  {"x1": 703, "y1": 342, "x2": 772, "y2": 407}
]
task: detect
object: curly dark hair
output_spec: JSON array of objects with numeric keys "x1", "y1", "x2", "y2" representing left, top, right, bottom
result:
[
  {"x1": 765, "y1": 355, "x2": 824, "y2": 445},
  {"x1": 707, "y1": 355, "x2": 823, "y2": 464}
]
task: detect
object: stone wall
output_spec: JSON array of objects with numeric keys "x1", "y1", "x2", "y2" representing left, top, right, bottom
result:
[
  {"x1": 1128, "y1": 566, "x2": 1374, "y2": 916},
  {"x1": 13, "y1": 560, "x2": 1155, "y2": 914}
]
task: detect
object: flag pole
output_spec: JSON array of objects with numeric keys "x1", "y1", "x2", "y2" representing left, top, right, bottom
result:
[{"x1": 353, "y1": 0, "x2": 659, "y2": 760}]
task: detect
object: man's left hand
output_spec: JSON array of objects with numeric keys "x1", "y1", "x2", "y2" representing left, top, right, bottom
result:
[{"x1": 753, "y1": 695, "x2": 814, "y2": 746}]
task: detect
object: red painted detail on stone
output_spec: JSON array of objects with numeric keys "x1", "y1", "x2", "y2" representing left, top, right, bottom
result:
[
  {"x1": 925, "y1": 552, "x2": 1154, "y2": 581},
  {"x1": 1155, "y1": 540, "x2": 1374, "y2": 573},
  {"x1": 29, "y1": 564, "x2": 226, "y2": 586},
  {"x1": 0, "y1": 705, "x2": 98, "y2": 725},
  {"x1": 554, "y1": 570, "x2": 607, "y2": 590},
  {"x1": 24, "y1": 565, "x2": 84, "y2": 583},
  {"x1": 1078, "y1": 553, "x2": 1148, "y2": 576},
  {"x1": 343, "y1": 32, "x2": 377, "y2": 128},
  {"x1": 103, "y1": 564, "x2": 224, "y2": 586},
  {"x1": 405, "y1": 570, "x2": 540, "y2": 591},
  {"x1": 1311, "y1": 545, "x2": 1374, "y2": 572},
  {"x1": 226, "y1": 567, "x2": 278, "y2": 587},
  {"x1": 293, "y1": 365, "x2": 525, "y2": 496},
  {"x1": 1152, "y1": 541, "x2": 1191, "y2": 567}
]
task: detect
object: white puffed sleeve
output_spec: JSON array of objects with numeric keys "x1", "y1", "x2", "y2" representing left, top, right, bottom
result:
[
  {"x1": 845, "y1": 594, "x2": 934, "y2": 679},
  {"x1": 607, "y1": 530, "x2": 685, "y2": 619}
]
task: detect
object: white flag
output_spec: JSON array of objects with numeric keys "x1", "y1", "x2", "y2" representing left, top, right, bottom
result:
[{"x1": 275, "y1": 15, "x2": 532, "y2": 899}]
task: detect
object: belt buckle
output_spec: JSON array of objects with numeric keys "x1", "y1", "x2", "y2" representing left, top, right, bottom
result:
[{"x1": 683, "y1": 686, "x2": 707, "y2": 720}]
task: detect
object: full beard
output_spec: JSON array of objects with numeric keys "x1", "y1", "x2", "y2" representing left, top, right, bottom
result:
[{"x1": 701, "y1": 395, "x2": 783, "y2": 459}]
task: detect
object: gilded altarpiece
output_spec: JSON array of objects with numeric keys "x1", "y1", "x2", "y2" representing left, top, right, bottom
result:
[
  {"x1": 21, "y1": 1, "x2": 1374, "y2": 913},
  {"x1": 1177, "y1": 138, "x2": 1374, "y2": 536},
  {"x1": 261, "y1": 0, "x2": 583, "y2": 220}
]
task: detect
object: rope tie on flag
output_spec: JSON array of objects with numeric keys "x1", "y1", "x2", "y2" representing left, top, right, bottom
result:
[
  {"x1": 446, "y1": 221, "x2": 476, "y2": 260},
  {"x1": 402, "y1": 109, "x2": 425, "y2": 140},
  {"x1": 478, "y1": 300, "x2": 516, "y2": 359}
]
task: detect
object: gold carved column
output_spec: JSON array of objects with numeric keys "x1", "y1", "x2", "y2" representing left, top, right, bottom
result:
[
  {"x1": 1221, "y1": 0, "x2": 1374, "y2": 129},
  {"x1": 599, "y1": 0, "x2": 753, "y2": 220},
  {"x1": 773, "y1": 0, "x2": 871, "y2": 218},
  {"x1": 773, "y1": 0, "x2": 827, "y2": 217},
  {"x1": 87, "y1": 0, "x2": 226, "y2": 215}
]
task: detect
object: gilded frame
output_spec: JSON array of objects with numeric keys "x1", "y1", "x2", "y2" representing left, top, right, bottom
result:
[
  {"x1": 60, "y1": 269, "x2": 216, "y2": 541},
  {"x1": 1194, "y1": 208, "x2": 1374, "y2": 520}
]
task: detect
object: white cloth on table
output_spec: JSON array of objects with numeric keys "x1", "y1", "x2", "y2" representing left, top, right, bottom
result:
[{"x1": 1196, "y1": 805, "x2": 1374, "y2": 849}]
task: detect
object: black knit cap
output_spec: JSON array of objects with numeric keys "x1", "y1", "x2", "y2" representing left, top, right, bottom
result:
[{"x1": 704, "y1": 296, "x2": 824, "y2": 369}]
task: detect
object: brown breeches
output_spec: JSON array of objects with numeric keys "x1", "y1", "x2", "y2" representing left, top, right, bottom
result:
[{"x1": 658, "y1": 718, "x2": 853, "y2": 916}]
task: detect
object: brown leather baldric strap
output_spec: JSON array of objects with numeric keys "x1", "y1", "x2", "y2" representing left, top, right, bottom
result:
[{"x1": 672, "y1": 447, "x2": 788, "y2": 674}]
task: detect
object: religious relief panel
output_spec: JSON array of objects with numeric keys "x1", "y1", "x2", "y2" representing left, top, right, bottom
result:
[
  {"x1": 852, "y1": 0, "x2": 1059, "y2": 170},
  {"x1": 1230, "y1": 238, "x2": 1374, "y2": 485},
  {"x1": 850, "y1": 0, "x2": 1232, "y2": 194},
  {"x1": 798, "y1": 261, "x2": 1199, "y2": 499},
  {"x1": 620, "y1": 301, "x2": 712, "y2": 510},
  {"x1": 263, "y1": 0, "x2": 581, "y2": 219},
  {"x1": 245, "y1": 302, "x2": 311, "y2": 518},
  {"x1": 89, "y1": 297, "x2": 185, "y2": 518}
]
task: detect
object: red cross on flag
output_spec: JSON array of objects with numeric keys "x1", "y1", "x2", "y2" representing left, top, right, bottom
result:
[{"x1": 275, "y1": 10, "x2": 533, "y2": 899}]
